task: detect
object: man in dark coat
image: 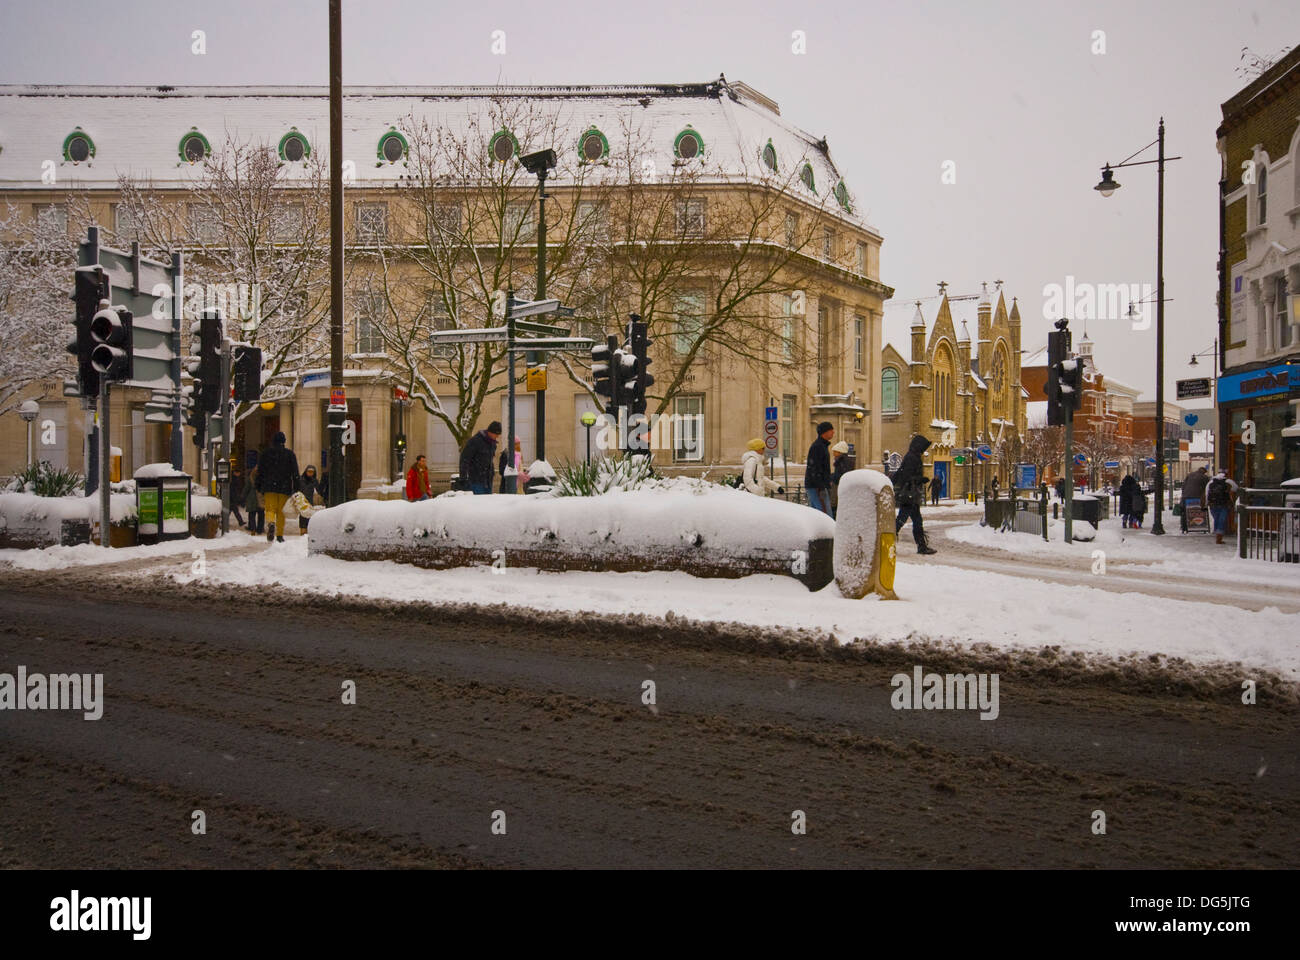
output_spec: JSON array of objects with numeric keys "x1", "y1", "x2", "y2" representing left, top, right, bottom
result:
[
  {"x1": 459, "y1": 421, "x2": 501, "y2": 494},
  {"x1": 929, "y1": 474, "x2": 942, "y2": 506},
  {"x1": 892, "y1": 434, "x2": 937, "y2": 554},
  {"x1": 255, "y1": 431, "x2": 300, "y2": 543},
  {"x1": 1180, "y1": 466, "x2": 1209, "y2": 533},
  {"x1": 804, "y1": 421, "x2": 835, "y2": 516},
  {"x1": 1118, "y1": 474, "x2": 1139, "y2": 528}
]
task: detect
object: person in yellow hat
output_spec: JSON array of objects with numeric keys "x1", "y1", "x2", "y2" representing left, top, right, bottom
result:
[{"x1": 741, "y1": 438, "x2": 784, "y2": 496}]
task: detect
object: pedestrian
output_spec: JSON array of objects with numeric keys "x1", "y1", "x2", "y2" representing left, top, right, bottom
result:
[
  {"x1": 1055, "y1": 477, "x2": 1065, "y2": 501},
  {"x1": 892, "y1": 434, "x2": 937, "y2": 554},
  {"x1": 228, "y1": 467, "x2": 247, "y2": 528},
  {"x1": 459, "y1": 420, "x2": 500, "y2": 495},
  {"x1": 741, "y1": 439, "x2": 783, "y2": 497},
  {"x1": 244, "y1": 465, "x2": 265, "y2": 535},
  {"x1": 1130, "y1": 481, "x2": 1148, "y2": 529},
  {"x1": 929, "y1": 474, "x2": 942, "y2": 506},
  {"x1": 1180, "y1": 465, "x2": 1209, "y2": 533},
  {"x1": 804, "y1": 421, "x2": 835, "y2": 516},
  {"x1": 498, "y1": 437, "x2": 529, "y2": 495},
  {"x1": 405, "y1": 454, "x2": 432, "y2": 502},
  {"x1": 828, "y1": 440, "x2": 852, "y2": 517},
  {"x1": 990, "y1": 476, "x2": 1000, "y2": 500},
  {"x1": 1206, "y1": 470, "x2": 1233, "y2": 544},
  {"x1": 254, "y1": 431, "x2": 301, "y2": 543},
  {"x1": 298, "y1": 465, "x2": 323, "y2": 534},
  {"x1": 1119, "y1": 474, "x2": 1138, "y2": 528}
]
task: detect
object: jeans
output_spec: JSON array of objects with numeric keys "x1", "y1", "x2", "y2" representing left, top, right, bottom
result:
[
  {"x1": 1210, "y1": 506, "x2": 1229, "y2": 534},
  {"x1": 231, "y1": 506, "x2": 245, "y2": 526},
  {"x1": 896, "y1": 504, "x2": 925, "y2": 541},
  {"x1": 807, "y1": 487, "x2": 833, "y2": 516},
  {"x1": 247, "y1": 507, "x2": 264, "y2": 533},
  {"x1": 470, "y1": 483, "x2": 491, "y2": 495}
]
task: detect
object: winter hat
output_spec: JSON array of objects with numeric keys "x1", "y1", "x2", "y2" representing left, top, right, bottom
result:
[
  {"x1": 831, "y1": 441, "x2": 849, "y2": 455},
  {"x1": 272, "y1": 431, "x2": 286, "y2": 445},
  {"x1": 816, "y1": 421, "x2": 834, "y2": 435},
  {"x1": 745, "y1": 438, "x2": 765, "y2": 452},
  {"x1": 486, "y1": 421, "x2": 502, "y2": 436}
]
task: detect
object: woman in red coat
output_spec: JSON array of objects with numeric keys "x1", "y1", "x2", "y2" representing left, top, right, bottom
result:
[{"x1": 405, "y1": 454, "x2": 432, "y2": 501}]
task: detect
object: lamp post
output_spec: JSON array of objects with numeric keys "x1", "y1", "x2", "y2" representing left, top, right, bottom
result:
[
  {"x1": 19, "y1": 400, "x2": 39, "y2": 467},
  {"x1": 1094, "y1": 119, "x2": 1181, "y2": 534},
  {"x1": 580, "y1": 411, "x2": 597, "y2": 464},
  {"x1": 520, "y1": 148, "x2": 557, "y2": 463}
]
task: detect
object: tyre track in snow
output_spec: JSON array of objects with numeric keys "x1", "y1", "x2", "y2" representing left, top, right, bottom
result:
[{"x1": 0, "y1": 573, "x2": 1297, "y2": 868}]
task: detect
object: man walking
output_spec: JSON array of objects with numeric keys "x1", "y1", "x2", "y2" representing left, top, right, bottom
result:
[
  {"x1": 459, "y1": 421, "x2": 501, "y2": 495},
  {"x1": 1206, "y1": 470, "x2": 1234, "y2": 545},
  {"x1": 406, "y1": 454, "x2": 432, "y2": 501},
  {"x1": 254, "y1": 431, "x2": 300, "y2": 543},
  {"x1": 804, "y1": 421, "x2": 835, "y2": 516},
  {"x1": 892, "y1": 434, "x2": 937, "y2": 555},
  {"x1": 1180, "y1": 465, "x2": 1209, "y2": 533}
]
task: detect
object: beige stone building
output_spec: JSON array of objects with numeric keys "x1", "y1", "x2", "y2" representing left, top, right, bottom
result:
[
  {"x1": 880, "y1": 283, "x2": 1028, "y2": 498},
  {"x1": 0, "y1": 79, "x2": 893, "y2": 494}
]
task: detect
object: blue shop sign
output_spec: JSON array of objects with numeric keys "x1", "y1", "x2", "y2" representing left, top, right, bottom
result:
[{"x1": 1217, "y1": 364, "x2": 1296, "y2": 404}]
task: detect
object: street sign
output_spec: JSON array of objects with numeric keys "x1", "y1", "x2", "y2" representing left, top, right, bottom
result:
[
  {"x1": 1176, "y1": 377, "x2": 1212, "y2": 400},
  {"x1": 507, "y1": 337, "x2": 594, "y2": 352},
  {"x1": 888, "y1": 452, "x2": 903, "y2": 472},
  {"x1": 1074, "y1": 453, "x2": 1088, "y2": 466},
  {"x1": 507, "y1": 297, "x2": 562, "y2": 318},
  {"x1": 976, "y1": 444, "x2": 993, "y2": 462},
  {"x1": 526, "y1": 367, "x2": 548, "y2": 392},
  {"x1": 765, "y1": 406, "x2": 778, "y2": 421},
  {"x1": 330, "y1": 386, "x2": 345, "y2": 407},
  {"x1": 429, "y1": 327, "x2": 508, "y2": 344},
  {"x1": 1104, "y1": 459, "x2": 1120, "y2": 468},
  {"x1": 764, "y1": 435, "x2": 778, "y2": 451},
  {"x1": 513, "y1": 319, "x2": 570, "y2": 337},
  {"x1": 763, "y1": 420, "x2": 779, "y2": 437},
  {"x1": 1144, "y1": 457, "x2": 1157, "y2": 466}
]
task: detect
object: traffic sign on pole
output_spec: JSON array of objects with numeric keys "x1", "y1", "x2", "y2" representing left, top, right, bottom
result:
[
  {"x1": 765, "y1": 405, "x2": 778, "y2": 421},
  {"x1": 763, "y1": 420, "x2": 779, "y2": 437},
  {"x1": 764, "y1": 435, "x2": 778, "y2": 451}
]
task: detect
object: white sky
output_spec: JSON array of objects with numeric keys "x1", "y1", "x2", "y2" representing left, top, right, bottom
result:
[{"x1": 2, "y1": 0, "x2": 1297, "y2": 403}]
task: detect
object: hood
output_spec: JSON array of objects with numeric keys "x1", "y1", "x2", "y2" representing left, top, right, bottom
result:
[
  {"x1": 908, "y1": 435, "x2": 931, "y2": 456},
  {"x1": 742, "y1": 448, "x2": 763, "y2": 462}
]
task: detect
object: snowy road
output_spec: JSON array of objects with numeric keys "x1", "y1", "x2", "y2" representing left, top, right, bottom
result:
[{"x1": 1, "y1": 569, "x2": 1296, "y2": 868}]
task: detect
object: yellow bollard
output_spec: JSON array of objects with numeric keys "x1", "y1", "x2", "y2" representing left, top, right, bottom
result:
[{"x1": 833, "y1": 470, "x2": 900, "y2": 600}]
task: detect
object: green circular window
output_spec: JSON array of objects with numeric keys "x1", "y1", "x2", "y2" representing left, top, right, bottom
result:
[
  {"x1": 278, "y1": 128, "x2": 311, "y2": 162},
  {"x1": 178, "y1": 128, "x2": 211, "y2": 163},
  {"x1": 489, "y1": 129, "x2": 518, "y2": 163},
  {"x1": 834, "y1": 180, "x2": 852, "y2": 212},
  {"x1": 62, "y1": 128, "x2": 95, "y2": 163},
  {"x1": 800, "y1": 163, "x2": 816, "y2": 192},
  {"x1": 762, "y1": 140, "x2": 777, "y2": 172},
  {"x1": 377, "y1": 128, "x2": 408, "y2": 164},
  {"x1": 674, "y1": 127, "x2": 703, "y2": 160},
  {"x1": 577, "y1": 127, "x2": 609, "y2": 163}
]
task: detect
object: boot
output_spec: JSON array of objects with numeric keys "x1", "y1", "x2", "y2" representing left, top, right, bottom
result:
[
  {"x1": 1216, "y1": 533, "x2": 1224, "y2": 544},
  {"x1": 267, "y1": 522, "x2": 275, "y2": 543},
  {"x1": 916, "y1": 532, "x2": 938, "y2": 555}
]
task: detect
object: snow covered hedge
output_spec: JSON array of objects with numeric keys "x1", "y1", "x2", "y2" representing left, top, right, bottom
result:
[
  {"x1": 0, "y1": 492, "x2": 136, "y2": 549},
  {"x1": 308, "y1": 480, "x2": 836, "y2": 588}
]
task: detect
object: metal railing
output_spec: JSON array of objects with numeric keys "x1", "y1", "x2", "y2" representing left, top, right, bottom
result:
[
  {"x1": 985, "y1": 485, "x2": 1048, "y2": 540},
  {"x1": 1237, "y1": 488, "x2": 1300, "y2": 562}
]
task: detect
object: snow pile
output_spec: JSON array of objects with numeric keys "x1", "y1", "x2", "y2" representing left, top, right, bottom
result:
[
  {"x1": 526, "y1": 459, "x2": 556, "y2": 479},
  {"x1": 309, "y1": 483, "x2": 835, "y2": 586},
  {"x1": 833, "y1": 469, "x2": 892, "y2": 598},
  {"x1": 2, "y1": 534, "x2": 247, "y2": 571},
  {"x1": 190, "y1": 496, "x2": 223, "y2": 519},
  {"x1": 134, "y1": 462, "x2": 188, "y2": 479}
]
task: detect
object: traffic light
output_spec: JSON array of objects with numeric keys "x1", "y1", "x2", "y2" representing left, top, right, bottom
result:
[
  {"x1": 89, "y1": 302, "x2": 133, "y2": 383},
  {"x1": 67, "y1": 266, "x2": 106, "y2": 397},
  {"x1": 182, "y1": 385, "x2": 206, "y2": 448},
  {"x1": 625, "y1": 316, "x2": 653, "y2": 452},
  {"x1": 232, "y1": 344, "x2": 263, "y2": 403},
  {"x1": 591, "y1": 335, "x2": 622, "y2": 415},
  {"x1": 1059, "y1": 356, "x2": 1084, "y2": 414},
  {"x1": 395, "y1": 433, "x2": 407, "y2": 455},
  {"x1": 1046, "y1": 321, "x2": 1070, "y2": 426},
  {"x1": 187, "y1": 309, "x2": 223, "y2": 416}
]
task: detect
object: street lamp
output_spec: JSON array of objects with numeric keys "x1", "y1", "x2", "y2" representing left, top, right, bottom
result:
[
  {"x1": 18, "y1": 399, "x2": 39, "y2": 467},
  {"x1": 580, "y1": 410, "x2": 597, "y2": 464},
  {"x1": 520, "y1": 148, "x2": 557, "y2": 463},
  {"x1": 1094, "y1": 119, "x2": 1182, "y2": 535}
]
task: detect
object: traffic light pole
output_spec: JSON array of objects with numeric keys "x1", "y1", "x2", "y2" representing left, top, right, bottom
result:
[
  {"x1": 98, "y1": 379, "x2": 111, "y2": 549},
  {"x1": 535, "y1": 169, "x2": 547, "y2": 464},
  {"x1": 219, "y1": 341, "x2": 232, "y2": 535},
  {"x1": 1063, "y1": 410, "x2": 1074, "y2": 544},
  {"x1": 507, "y1": 291, "x2": 516, "y2": 488},
  {"x1": 326, "y1": 0, "x2": 345, "y2": 508},
  {"x1": 170, "y1": 251, "x2": 185, "y2": 470}
]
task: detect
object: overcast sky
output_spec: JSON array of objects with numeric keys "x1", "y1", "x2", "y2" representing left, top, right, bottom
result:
[{"x1": 3, "y1": 0, "x2": 1297, "y2": 404}]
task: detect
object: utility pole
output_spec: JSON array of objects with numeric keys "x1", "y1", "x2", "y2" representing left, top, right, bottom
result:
[
  {"x1": 507, "y1": 288, "x2": 516, "y2": 483},
  {"x1": 326, "y1": 0, "x2": 345, "y2": 507},
  {"x1": 170, "y1": 251, "x2": 185, "y2": 470},
  {"x1": 98, "y1": 378, "x2": 110, "y2": 548},
  {"x1": 218, "y1": 340, "x2": 232, "y2": 534}
]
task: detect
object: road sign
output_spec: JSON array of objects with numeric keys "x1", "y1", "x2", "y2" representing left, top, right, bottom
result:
[
  {"x1": 1176, "y1": 377, "x2": 1212, "y2": 400},
  {"x1": 765, "y1": 406, "x2": 778, "y2": 421},
  {"x1": 1014, "y1": 463, "x2": 1036, "y2": 488},
  {"x1": 513, "y1": 319, "x2": 570, "y2": 337},
  {"x1": 526, "y1": 367, "x2": 547, "y2": 391},
  {"x1": 1104, "y1": 459, "x2": 1120, "y2": 468},
  {"x1": 763, "y1": 420, "x2": 779, "y2": 437},
  {"x1": 330, "y1": 386, "x2": 345, "y2": 407},
  {"x1": 888, "y1": 452, "x2": 903, "y2": 472},
  {"x1": 1144, "y1": 457, "x2": 1157, "y2": 466},
  {"x1": 429, "y1": 327, "x2": 508, "y2": 344},
  {"x1": 764, "y1": 435, "x2": 778, "y2": 451},
  {"x1": 1074, "y1": 453, "x2": 1088, "y2": 466},
  {"x1": 976, "y1": 444, "x2": 993, "y2": 462},
  {"x1": 507, "y1": 297, "x2": 562, "y2": 318},
  {"x1": 507, "y1": 337, "x2": 594, "y2": 352}
]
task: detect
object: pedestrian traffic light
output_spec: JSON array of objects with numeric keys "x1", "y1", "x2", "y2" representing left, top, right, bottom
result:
[
  {"x1": 625, "y1": 316, "x2": 654, "y2": 452},
  {"x1": 232, "y1": 344, "x2": 263, "y2": 403},
  {"x1": 591, "y1": 335, "x2": 623, "y2": 415},
  {"x1": 182, "y1": 385, "x2": 206, "y2": 448},
  {"x1": 187, "y1": 309, "x2": 223, "y2": 416},
  {"x1": 89, "y1": 302, "x2": 134, "y2": 383},
  {"x1": 67, "y1": 266, "x2": 106, "y2": 397}
]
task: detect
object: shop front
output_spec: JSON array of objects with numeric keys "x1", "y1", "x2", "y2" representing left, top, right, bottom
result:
[{"x1": 1218, "y1": 362, "x2": 1300, "y2": 487}]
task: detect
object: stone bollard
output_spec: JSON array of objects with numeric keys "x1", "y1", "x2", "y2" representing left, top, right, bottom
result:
[{"x1": 833, "y1": 470, "x2": 899, "y2": 600}]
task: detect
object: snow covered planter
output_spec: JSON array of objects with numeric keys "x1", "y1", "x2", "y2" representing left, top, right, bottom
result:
[
  {"x1": 0, "y1": 492, "x2": 137, "y2": 549},
  {"x1": 833, "y1": 470, "x2": 899, "y2": 600},
  {"x1": 308, "y1": 481, "x2": 836, "y2": 588}
]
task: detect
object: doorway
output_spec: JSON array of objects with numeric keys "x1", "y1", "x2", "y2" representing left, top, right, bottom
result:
[
  {"x1": 933, "y1": 460, "x2": 949, "y2": 500},
  {"x1": 320, "y1": 399, "x2": 362, "y2": 501}
]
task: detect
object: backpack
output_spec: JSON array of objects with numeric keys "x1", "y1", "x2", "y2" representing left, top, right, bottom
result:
[{"x1": 1206, "y1": 478, "x2": 1229, "y2": 506}]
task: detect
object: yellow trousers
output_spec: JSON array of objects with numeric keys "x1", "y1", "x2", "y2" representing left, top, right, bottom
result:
[{"x1": 264, "y1": 492, "x2": 288, "y2": 537}]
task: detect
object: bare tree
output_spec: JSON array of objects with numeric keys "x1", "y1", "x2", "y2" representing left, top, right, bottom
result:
[{"x1": 1021, "y1": 425, "x2": 1064, "y2": 486}]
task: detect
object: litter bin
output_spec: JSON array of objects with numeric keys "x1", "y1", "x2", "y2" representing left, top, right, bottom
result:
[
  {"x1": 1072, "y1": 494, "x2": 1103, "y2": 527},
  {"x1": 135, "y1": 465, "x2": 192, "y2": 545}
]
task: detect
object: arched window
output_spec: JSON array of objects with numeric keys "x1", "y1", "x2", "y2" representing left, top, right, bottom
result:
[
  {"x1": 800, "y1": 163, "x2": 816, "y2": 192},
  {"x1": 762, "y1": 140, "x2": 777, "y2": 172},
  {"x1": 882, "y1": 368, "x2": 900, "y2": 413},
  {"x1": 934, "y1": 345, "x2": 955, "y2": 421}
]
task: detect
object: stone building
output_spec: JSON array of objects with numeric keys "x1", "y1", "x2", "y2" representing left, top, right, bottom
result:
[
  {"x1": 1216, "y1": 45, "x2": 1300, "y2": 487},
  {"x1": 0, "y1": 78, "x2": 893, "y2": 493},
  {"x1": 881, "y1": 282, "x2": 1028, "y2": 498}
]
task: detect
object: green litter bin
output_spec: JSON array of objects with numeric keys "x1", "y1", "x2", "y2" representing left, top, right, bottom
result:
[{"x1": 135, "y1": 466, "x2": 192, "y2": 545}]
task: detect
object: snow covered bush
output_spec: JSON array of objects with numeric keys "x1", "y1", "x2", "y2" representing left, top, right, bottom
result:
[
  {"x1": 3, "y1": 461, "x2": 84, "y2": 498},
  {"x1": 551, "y1": 454, "x2": 655, "y2": 497}
]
